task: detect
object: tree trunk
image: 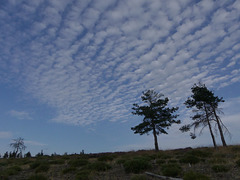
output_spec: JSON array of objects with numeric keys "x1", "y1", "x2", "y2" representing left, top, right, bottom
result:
[
  {"x1": 152, "y1": 126, "x2": 159, "y2": 151},
  {"x1": 212, "y1": 108, "x2": 227, "y2": 147},
  {"x1": 204, "y1": 104, "x2": 217, "y2": 149}
]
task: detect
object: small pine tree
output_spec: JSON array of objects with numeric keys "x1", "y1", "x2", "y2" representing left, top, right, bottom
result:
[{"x1": 3, "y1": 151, "x2": 9, "y2": 158}]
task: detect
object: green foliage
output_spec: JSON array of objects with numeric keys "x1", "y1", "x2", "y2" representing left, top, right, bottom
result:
[
  {"x1": 131, "y1": 174, "x2": 147, "y2": 180},
  {"x1": 179, "y1": 155, "x2": 200, "y2": 164},
  {"x1": 0, "y1": 173, "x2": 8, "y2": 180},
  {"x1": 116, "y1": 158, "x2": 126, "y2": 165},
  {"x1": 168, "y1": 159, "x2": 178, "y2": 163},
  {"x1": 156, "y1": 159, "x2": 166, "y2": 165},
  {"x1": 69, "y1": 159, "x2": 89, "y2": 167},
  {"x1": 123, "y1": 159, "x2": 151, "y2": 173},
  {"x1": 211, "y1": 165, "x2": 229, "y2": 173},
  {"x1": 161, "y1": 163, "x2": 182, "y2": 177},
  {"x1": 62, "y1": 167, "x2": 76, "y2": 174},
  {"x1": 231, "y1": 146, "x2": 240, "y2": 152},
  {"x1": 209, "y1": 158, "x2": 226, "y2": 164},
  {"x1": 188, "y1": 150, "x2": 212, "y2": 158},
  {"x1": 3, "y1": 166, "x2": 22, "y2": 176},
  {"x1": 157, "y1": 152, "x2": 171, "y2": 159},
  {"x1": 133, "y1": 156, "x2": 152, "y2": 162},
  {"x1": 98, "y1": 155, "x2": 114, "y2": 161},
  {"x1": 30, "y1": 161, "x2": 42, "y2": 169},
  {"x1": 0, "y1": 160, "x2": 8, "y2": 167},
  {"x1": 25, "y1": 151, "x2": 32, "y2": 158},
  {"x1": 35, "y1": 163, "x2": 50, "y2": 173},
  {"x1": 87, "y1": 161, "x2": 111, "y2": 172},
  {"x1": 0, "y1": 165, "x2": 22, "y2": 179},
  {"x1": 183, "y1": 171, "x2": 210, "y2": 180},
  {"x1": 27, "y1": 174, "x2": 48, "y2": 180},
  {"x1": 49, "y1": 159, "x2": 65, "y2": 164},
  {"x1": 75, "y1": 170, "x2": 91, "y2": 180},
  {"x1": 236, "y1": 159, "x2": 240, "y2": 167}
]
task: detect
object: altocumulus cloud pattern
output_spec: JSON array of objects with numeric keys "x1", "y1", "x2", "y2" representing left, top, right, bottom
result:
[{"x1": 0, "y1": 0, "x2": 239, "y2": 126}]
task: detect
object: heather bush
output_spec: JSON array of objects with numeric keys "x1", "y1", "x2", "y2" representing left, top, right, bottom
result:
[
  {"x1": 124, "y1": 159, "x2": 151, "y2": 173},
  {"x1": 27, "y1": 174, "x2": 48, "y2": 180},
  {"x1": 212, "y1": 165, "x2": 229, "y2": 173},
  {"x1": 236, "y1": 159, "x2": 240, "y2": 167},
  {"x1": 0, "y1": 165, "x2": 22, "y2": 176},
  {"x1": 179, "y1": 155, "x2": 200, "y2": 164},
  {"x1": 35, "y1": 163, "x2": 50, "y2": 173},
  {"x1": 161, "y1": 163, "x2": 182, "y2": 177},
  {"x1": 98, "y1": 155, "x2": 114, "y2": 162},
  {"x1": 62, "y1": 167, "x2": 76, "y2": 174},
  {"x1": 87, "y1": 161, "x2": 111, "y2": 172},
  {"x1": 75, "y1": 170, "x2": 91, "y2": 180},
  {"x1": 131, "y1": 174, "x2": 147, "y2": 180},
  {"x1": 183, "y1": 171, "x2": 210, "y2": 180},
  {"x1": 69, "y1": 159, "x2": 89, "y2": 167}
]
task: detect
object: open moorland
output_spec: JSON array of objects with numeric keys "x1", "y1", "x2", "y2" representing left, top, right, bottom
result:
[{"x1": 0, "y1": 145, "x2": 240, "y2": 180}]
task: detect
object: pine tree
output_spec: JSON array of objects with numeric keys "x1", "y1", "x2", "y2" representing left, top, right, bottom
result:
[
  {"x1": 180, "y1": 83, "x2": 229, "y2": 147},
  {"x1": 131, "y1": 90, "x2": 180, "y2": 151}
]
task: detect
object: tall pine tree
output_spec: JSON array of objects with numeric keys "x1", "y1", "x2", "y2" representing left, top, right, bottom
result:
[{"x1": 180, "y1": 83, "x2": 229, "y2": 147}]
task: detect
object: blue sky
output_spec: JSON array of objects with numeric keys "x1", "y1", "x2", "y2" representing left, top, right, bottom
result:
[{"x1": 0, "y1": 0, "x2": 240, "y2": 155}]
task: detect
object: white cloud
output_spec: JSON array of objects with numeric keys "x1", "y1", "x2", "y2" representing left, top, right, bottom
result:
[
  {"x1": 25, "y1": 140, "x2": 47, "y2": 147},
  {"x1": 0, "y1": 0, "x2": 239, "y2": 127},
  {"x1": 0, "y1": 131, "x2": 12, "y2": 139},
  {"x1": 8, "y1": 110, "x2": 32, "y2": 120}
]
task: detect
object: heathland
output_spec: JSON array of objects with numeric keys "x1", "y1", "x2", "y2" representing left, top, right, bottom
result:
[{"x1": 1, "y1": 145, "x2": 240, "y2": 180}]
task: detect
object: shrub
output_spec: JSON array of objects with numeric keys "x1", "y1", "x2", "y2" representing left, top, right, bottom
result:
[
  {"x1": 131, "y1": 174, "x2": 147, "y2": 180},
  {"x1": 62, "y1": 167, "x2": 77, "y2": 174},
  {"x1": 236, "y1": 159, "x2": 240, "y2": 167},
  {"x1": 75, "y1": 170, "x2": 91, "y2": 180},
  {"x1": 25, "y1": 151, "x2": 32, "y2": 158},
  {"x1": 188, "y1": 150, "x2": 212, "y2": 158},
  {"x1": 161, "y1": 163, "x2": 182, "y2": 177},
  {"x1": 158, "y1": 153, "x2": 171, "y2": 159},
  {"x1": 5, "y1": 166, "x2": 22, "y2": 176},
  {"x1": 156, "y1": 159, "x2": 166, "y2": 165},
  {"x1": 49, "y1": 159, "x2": 65, "y2": 164},
  {"x1": 98, "y1": 155, "x2": 114, "y2": 162},
  {"x1": 30, "y1": 161, "x2": 42, "y2": 169},
  {"x1": 212, "y1": 165, "x2": 229, "y2": 173},
  {"x1": 124, "y1": 159, "x2": 151, "y2": 173},
  {"x1": 69, "y1": 159, "x2": 89, "y2": 167},
  {"x1": 27, "y1": 174, "x2": 48, "y2": 180},
  {"x1": 116, "y1": 158, "x2": 126, "y2": 165},
  {"x1": 183, "y1": 171, "x2": 210, "y2": 180},
  {"x1": 87, "y1": 161, "x2": 111, "y2": 172},
  {"x1": 231, "y1": 146, "x2": 240, "y2": 152},
  {"x1": 35, "y1": 164, "x2": 50, "y2": 173},
  {"x1": 179, "y1": 155, "x2": 200, "y2": 164},
  {"x1": 209, "y1": 158, "x2": 226, "y2": 164},
  {"x1": 134, "y1": 155, "x2": 152, "y2": 162},
  {"x1": 168, "y1": 159, "x2": 178, "y2": 163}
]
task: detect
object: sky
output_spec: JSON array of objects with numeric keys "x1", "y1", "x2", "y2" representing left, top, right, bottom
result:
[{"x1": 0, "y1": 0, "x2": 240, "y2": 156}]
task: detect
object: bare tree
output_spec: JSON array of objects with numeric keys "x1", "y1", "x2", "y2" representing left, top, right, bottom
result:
[{"x1": 10, "y1": 137, "x2": 26, "y2": 158}]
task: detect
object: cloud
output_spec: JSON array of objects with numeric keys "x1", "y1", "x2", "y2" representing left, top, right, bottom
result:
[
  {"x1": 25, "y1": 140, "x2": 47, "y2": 147},
  {"x1": 0, "y1": 0, "x2": 239, "y2": 127},
  {"x1": 0, "y1": 131, "x2": 13, "y2": 139},
  {"x1": 8, "y1": 110, "x2": 32, "y2": 120}
]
